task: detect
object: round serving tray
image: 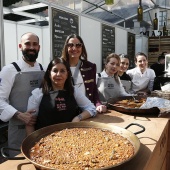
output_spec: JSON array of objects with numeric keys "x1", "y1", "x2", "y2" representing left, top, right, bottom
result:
[{"x1": 107, "y1": 96, "x2": 160, "y2": 117}]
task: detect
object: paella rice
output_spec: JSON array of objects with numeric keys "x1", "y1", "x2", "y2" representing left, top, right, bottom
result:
[
  {"x1": 30, "y1": 128, "x2": 134, "y2": 170},
  {"x1": 114, "y1": 98, "x2": 146, "y2": 108}
]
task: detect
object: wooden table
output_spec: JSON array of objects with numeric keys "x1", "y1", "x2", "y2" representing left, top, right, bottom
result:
[{"x1": 0, "y1": 110, "x2": 169, "y2": 170}]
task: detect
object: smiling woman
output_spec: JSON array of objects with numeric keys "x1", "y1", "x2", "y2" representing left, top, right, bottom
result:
[
  {"x1": 126, "y1": 52, "x2": 156, "y2": 95},
  {"x1": 25, "y1": 57, "x2": 96, "y2": 136},
  {"x1": 96, "y1": 53, "x2": 130, "y2": 103},
  {"x1": 61, "y1": 34, "x2": 107, "y2": 113}
]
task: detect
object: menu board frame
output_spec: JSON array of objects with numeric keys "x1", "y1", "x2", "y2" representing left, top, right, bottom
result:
[
  {"x1": 127, "y1": 32, "x2": 136, "y2": 68},
  {"x1": 101, "y1": 24, "x2": 115, "y2": 69},
  {"x1": 51, "y1": 7, "x2": 79, "y2": 58}
]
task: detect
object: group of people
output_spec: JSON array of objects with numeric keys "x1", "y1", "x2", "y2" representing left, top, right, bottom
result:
[{"x1": 0, "y1": 32, "x2": 159, "y2": 157}]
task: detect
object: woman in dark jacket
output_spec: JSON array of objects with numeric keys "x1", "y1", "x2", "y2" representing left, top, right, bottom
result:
[{"x1": 61, "y1": 34, "x2": 106, "y2": 113}]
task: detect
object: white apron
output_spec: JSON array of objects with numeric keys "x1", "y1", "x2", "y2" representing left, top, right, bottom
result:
[{"x1": 97, "y1": 77, "x2": 122, "y2": 102}]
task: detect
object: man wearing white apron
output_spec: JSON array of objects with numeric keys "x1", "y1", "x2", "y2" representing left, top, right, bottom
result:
[{"x1": 0, "y1": 32, "x2": 44, "y2": 156}]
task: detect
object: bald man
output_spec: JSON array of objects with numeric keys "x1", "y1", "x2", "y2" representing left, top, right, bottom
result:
[{"x1": 0, "y1": 32, "x2": 44, "y2": 156}]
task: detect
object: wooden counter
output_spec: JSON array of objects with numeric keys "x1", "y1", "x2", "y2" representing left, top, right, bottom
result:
[{"x1": 0, "y1": 110, "x2": 169, "y2": 170}]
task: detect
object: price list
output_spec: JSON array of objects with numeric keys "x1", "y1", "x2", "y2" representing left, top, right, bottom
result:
[
  {"x1": 102, "y1": 24, "x2": 115, "y2": 68},
  {"x1": 127, "y1": 32, "x2": 135, "y2": 68},
  {"x1": 51, "y1": 8, "x2": 79, "y2": 58}
]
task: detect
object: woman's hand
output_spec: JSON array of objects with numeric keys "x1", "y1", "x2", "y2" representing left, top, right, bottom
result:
[
  {"x1": 96, "y1": 105, "x2": 107, "y2": 113},
  {"x1": 72, "y1": 116, "x2": 81, "y2": 122}
]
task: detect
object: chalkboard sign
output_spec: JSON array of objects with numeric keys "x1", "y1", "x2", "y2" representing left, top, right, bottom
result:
[
  {"x1": 127, "y1": 32, "x2": 135, "y2": 68},
  {"x1": 102, "y1": 24, "x2": 115, "y2": 68},
  {"x1": 51, "y1": 8, "x2": 79, "y2": 58}
]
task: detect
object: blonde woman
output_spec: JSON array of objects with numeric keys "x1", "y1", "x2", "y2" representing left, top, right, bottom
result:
[{"x1": 96, "y1": 53, "x2": 130, "y2": 103}]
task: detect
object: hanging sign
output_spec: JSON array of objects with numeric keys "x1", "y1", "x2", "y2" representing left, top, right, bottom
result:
[{"x1": 140, "y1": 30, "x2": 169, "y2": 37}]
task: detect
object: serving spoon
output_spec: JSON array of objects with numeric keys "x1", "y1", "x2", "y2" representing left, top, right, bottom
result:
[{"x1": 132, "y1": 95, "x2": 139, "y2": 103}]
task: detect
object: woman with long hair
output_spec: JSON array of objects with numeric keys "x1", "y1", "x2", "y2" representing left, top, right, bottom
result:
[
  {"x1": 26, "y1": 57, "x2": 96, "y2": 135},
  {"x1": 61, "y1": 34, "x2": 107, "y2": 113}
]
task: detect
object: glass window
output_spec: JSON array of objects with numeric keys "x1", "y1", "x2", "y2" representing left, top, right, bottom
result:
[{"x1": 159, "y1": 11, "x2": 167, "y2": 26}]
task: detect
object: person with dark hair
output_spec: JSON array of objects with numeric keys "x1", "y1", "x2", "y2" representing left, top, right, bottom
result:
[
  {"x1": 127, "y1": 52, "x2": 156, "y2": 95},
  {"x1": 0, "y1": 32, "x2": 44, "y2": 156},
  {"x1": 61, "y1": 34, "x2": 106, "y2": 113},
  {"x1": 96, "y1": 53, "x2": 130, "y2": 103},
  {"x1": 118, "y1": 54, "x2": 131, "y2": 81},
  {"x1": 150, "y1": 53, "x2": 166, "y2": 77},
  {"x1": 118, "y1": 54, "x2": 132, "y2": 92},
  {"x1": 26, "y1": 58, "x2": 96, "y2": 135}
]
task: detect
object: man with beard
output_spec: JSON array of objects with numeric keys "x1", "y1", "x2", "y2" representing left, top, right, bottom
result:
[{"x1": 0, "y1": 32, "x2": 44, "y2": 156}]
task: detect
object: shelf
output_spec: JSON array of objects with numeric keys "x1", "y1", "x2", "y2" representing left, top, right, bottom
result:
[{"x1": 148, "y1": 36, "x2": 170, "y2": 66}]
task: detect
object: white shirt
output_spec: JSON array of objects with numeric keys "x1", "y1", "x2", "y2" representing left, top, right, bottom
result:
[
  {"x1": 126, "y1": 67, "x2": 156, "y2": 93},
  {"x1": 0, "y1": 58, "x2": 43, "y2": 122},
  {"x1": 70, "y1": 67, "x2": 86, "y2": 95},
  {"x1": 27, "y1": 87, "x2": 96, "y2": 117}
]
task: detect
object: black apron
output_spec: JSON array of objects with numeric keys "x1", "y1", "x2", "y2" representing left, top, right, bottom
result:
[{"x1": 35, "y1": 90, "x2": 80, "y2": 130}]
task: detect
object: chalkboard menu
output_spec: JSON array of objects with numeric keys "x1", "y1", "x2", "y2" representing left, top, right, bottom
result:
[
  {"x1": 51, "y1": 8, "x2": 79, "y2": 58},
  {"x1": 127, "y1": 32, "x2": 136, "y2": 68},
  {"x1": 102, "y1": 24, "x2": 115, "y2": 68}
]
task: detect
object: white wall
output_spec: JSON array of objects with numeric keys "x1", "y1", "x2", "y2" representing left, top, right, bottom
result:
[
  {"x1": 3, "y1": 20, "x2": 50, "y2": 68},
  {"x1": 135, "y1": 35, "x2": 148, "y2": 56},
  {"x1": 80, "y1": 16, "x2": 101, "y2": 72},
  {"x1": 4, "y1": 21, "x2": 18, "y2": 65},
  {"x1": 42, "y1": 26, "x2": 50, "y2": 68},
  {"x1": 115, "y1": 27, "x2": 127, "y2": 54}
]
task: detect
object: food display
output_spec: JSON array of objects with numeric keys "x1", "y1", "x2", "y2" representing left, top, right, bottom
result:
[
  {"x1": 30, "y1": 128, "x2": 135, "y2": 170},
  {"x1": 113, "y1": 98, "x2": 146, "y2": 108}
]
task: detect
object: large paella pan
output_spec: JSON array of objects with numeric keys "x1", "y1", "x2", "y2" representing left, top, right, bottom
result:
[{"x1": 1, "y1": 122, "x2": 145, "y2": 170}]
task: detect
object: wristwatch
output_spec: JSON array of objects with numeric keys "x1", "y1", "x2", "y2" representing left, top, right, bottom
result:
[{"x1": 77, "y1": 114, "x2": 82, "y2": 121}]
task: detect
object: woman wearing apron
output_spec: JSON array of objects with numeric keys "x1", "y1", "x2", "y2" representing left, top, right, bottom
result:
[
  {"x1": 96, "y1": 53, "x2": 130, "y2": 103},
  {"x1": 26, "y1": 58, "x2": 96, "y2": 135}
]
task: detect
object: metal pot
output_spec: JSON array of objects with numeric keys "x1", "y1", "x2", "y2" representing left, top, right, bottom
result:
[
  {"x1": 1, "y1": 122, "x2": 145, "y2": 170},
  {"x1": 107, "y1": 96, "x2": 160, "y2": 116}
]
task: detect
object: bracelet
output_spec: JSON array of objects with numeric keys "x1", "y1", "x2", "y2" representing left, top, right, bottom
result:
[{"x1": 77, "y1": 114, "x2": 82, "y2": 121}]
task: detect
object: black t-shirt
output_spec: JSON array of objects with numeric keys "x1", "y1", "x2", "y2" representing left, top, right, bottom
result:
[
  {"x1": 119, "y1": 72, "x2": 131, "y2": 81},
  {"x1": 150, "y1": 63, "x2": 165, "y2": 77}
]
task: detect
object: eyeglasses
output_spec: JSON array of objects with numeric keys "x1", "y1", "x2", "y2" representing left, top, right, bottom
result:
[{"x1": 67, "y1": 43, "x2": 83, "y2": 48}]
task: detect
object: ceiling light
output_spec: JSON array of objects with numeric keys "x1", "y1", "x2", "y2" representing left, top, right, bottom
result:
[
  {"x1": 105, "y1": 0, "x2": 114, "y2": 5},
  {"x1": 105, "y1": 0, "x2": 120, "y2": 11},
  {"x1": 137, "y1": 0, "x2": 143, "y2": 22}
]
